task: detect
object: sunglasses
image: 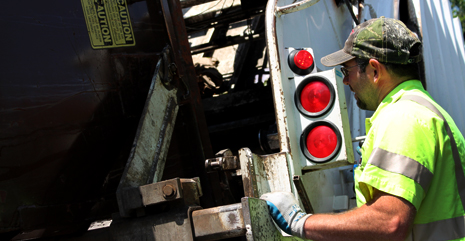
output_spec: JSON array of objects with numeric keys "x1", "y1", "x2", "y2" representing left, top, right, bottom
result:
[{"x1": 340, "y1": 64, "x2": 360, "y2": 76}]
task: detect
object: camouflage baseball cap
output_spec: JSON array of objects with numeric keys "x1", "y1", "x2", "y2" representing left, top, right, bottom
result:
[{"x1": 321, "y1": 17, "x2": 422, "y2": 66}]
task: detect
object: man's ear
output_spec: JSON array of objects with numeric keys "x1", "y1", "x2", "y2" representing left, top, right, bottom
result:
[{"x1": 368, "y1": 59, "x2": 383, "y2": 83}]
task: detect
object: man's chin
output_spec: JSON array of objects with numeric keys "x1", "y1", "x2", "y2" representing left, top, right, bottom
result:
[
  {"x1": 356, "y1": 99, "x2": 368, "y2": 110},
  {"x1": 354, "y1": 93, "x2": 370, "y2": 110}
]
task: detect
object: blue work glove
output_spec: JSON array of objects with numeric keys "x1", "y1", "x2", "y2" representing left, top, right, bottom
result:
[{"x1": 260, "y1": 191, "x2": 312, "y2": 239}]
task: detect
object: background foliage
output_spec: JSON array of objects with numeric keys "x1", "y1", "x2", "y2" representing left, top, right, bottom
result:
[{"x1": 450, "y1": 0, "x2": 465, "y2": 38}]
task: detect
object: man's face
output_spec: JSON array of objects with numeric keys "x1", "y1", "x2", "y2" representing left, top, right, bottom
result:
[{"x1": 341, "y1": 59, "x2": 376, "y2": 111}]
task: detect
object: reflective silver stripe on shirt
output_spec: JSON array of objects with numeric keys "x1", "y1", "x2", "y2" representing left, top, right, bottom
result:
[
  {"x1": 367, "y1": 148, "x2": 433, "y2": 192},
  {"x1": 400, "y1": 95, "x2": 465, "y2": 214},
  {"x1": 412, "y1": 215, "x2": 465, "y2": 241}
]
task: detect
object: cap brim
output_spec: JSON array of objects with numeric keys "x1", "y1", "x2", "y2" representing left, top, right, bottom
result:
[{"x1": 320, "y1": 49, "x2": 355, "y2": 67}]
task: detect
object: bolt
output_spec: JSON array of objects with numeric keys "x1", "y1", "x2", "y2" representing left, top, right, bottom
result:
[
  {"x1": 205, "y1": 158, "x2": 222, "y2": 172},
  {"x1": 162, "y1": 185, "x2": 176, "y2": 199},
  {"x1": 210, "y1": 161, "x2": 221, "y2": 168}
]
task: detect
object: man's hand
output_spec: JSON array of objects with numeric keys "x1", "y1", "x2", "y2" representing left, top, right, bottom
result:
[{"x1": 260, "y1": 191, "x2": 312, "y2": 239}]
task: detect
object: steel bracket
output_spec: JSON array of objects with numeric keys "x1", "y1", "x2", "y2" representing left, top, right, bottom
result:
[{"x1": 117, "y1": 177, "x2": 202, "y2": 217}]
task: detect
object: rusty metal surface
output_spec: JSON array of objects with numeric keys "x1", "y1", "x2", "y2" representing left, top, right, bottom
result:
[
  {"x1": 276, "y1": 0, "x2": 321, "y2": 16},
  {"x1": 192, "y1": 203, "x2": 245, "y2": 240},
  {"x1": 238, "y1": 148, "x2": 260, "y2": 198}
]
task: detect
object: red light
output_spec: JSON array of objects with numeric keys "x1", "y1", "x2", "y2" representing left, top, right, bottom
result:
[
  {"x1": 300, "y1": 81, "x2": 331, "y2": 113},
  {"x1": 294, "y1": 50, "x2": 314, "y2": 70},
  {"x1": 306, "y1": 126, "x2": 338, "y2": 158}
]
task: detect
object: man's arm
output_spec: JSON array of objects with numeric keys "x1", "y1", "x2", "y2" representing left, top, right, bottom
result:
[{"x1": 304, "y1": 189, "x2": 416, "y2": 241}]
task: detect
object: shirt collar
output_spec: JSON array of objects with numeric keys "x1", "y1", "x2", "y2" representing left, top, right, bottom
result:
[{"x1": 367, "y1": 79, "x2": 424, "y2": 127}]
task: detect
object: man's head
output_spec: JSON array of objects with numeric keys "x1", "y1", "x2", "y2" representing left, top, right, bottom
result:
[{"x1": 320, "y1": 17, "x2": 422, "y2": 110}]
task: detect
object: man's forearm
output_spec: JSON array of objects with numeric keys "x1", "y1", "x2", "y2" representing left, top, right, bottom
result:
[
  {"x1": 304, "y1": 192, "x2": 416, "y2": 241},
  {"x1": 303, "y1": 208, "x2": 395, "y2": 241}
]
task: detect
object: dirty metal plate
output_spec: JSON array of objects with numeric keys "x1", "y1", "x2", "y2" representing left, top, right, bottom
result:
[
  {"x1": 152, "y1": 206, "x2": 200, "y2": 241},
  {"x1": 192, "y1": 203, "x2": 245, "y2": 240},
  {"x1": 80, "y1": 0, "x2": 136, "y2": 49},
  {"x1": 241, "y1": 197, "x2": 303, "y2": 241},
  {"x1": 242, "y1": 197, "x2": 281, "y2": 241},
  {"x1": 238, "y1": 149, "x2": 292, "y2": 198},
  {"x1": 139, "y1": 178, "x2": 183, "y2": 206},
  {"x1": 117, "y1": 178, "x2": 185, "y2": 214},
  {"x1": 118, "y1": 59, "x2": 179, "y2": 189}
]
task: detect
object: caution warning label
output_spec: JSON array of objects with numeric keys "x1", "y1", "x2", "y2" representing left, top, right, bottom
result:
[{"x1": 81, "y1": 0, "x2": 136, "y2": 49}]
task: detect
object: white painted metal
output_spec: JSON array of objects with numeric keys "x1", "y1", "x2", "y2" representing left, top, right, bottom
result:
[
  {"x1": 360, "y1": 0, "x2": 398, "y2": 20},
  {"x1": 276, "y1": 0, "x2": 320, "y2": 16}
]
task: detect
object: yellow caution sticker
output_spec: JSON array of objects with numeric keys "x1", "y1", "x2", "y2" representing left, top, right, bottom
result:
[{"x1": 81, "y1": 0, "x2": 136, "y2": 49}]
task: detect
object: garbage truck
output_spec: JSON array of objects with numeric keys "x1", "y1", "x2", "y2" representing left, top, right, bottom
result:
[{"x1": 1, "y1": 0, "x2": 464, "y2": 240}]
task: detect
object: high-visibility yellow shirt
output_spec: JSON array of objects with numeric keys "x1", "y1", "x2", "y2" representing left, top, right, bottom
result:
[{"x1": 354, "y1": 80, "x2": 465, "y2": 240}]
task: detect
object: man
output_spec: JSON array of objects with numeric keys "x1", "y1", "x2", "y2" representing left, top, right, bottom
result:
[{"x1": 261, "y1": 17, "x2": 465, "y2": 240}]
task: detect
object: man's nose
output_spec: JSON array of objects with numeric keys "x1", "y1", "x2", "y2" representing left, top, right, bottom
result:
[{"x1": 343, "y1": 75, "x2": 349, "y2": 85}]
